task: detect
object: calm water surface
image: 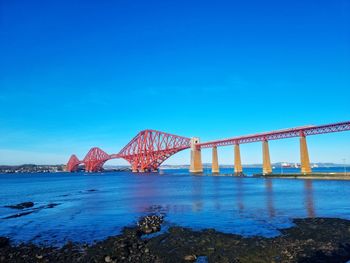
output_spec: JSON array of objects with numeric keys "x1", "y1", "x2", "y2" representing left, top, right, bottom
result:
[{"x1": 0, "y1": 168, "x2": 350, "y2": 245}]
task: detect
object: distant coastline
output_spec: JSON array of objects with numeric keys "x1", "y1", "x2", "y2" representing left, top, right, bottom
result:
[
  {"x1": 0, "y1": 163, "x2": 348, "y2": 174},
  {"x1": 0, "y1": 164, "x2": 65, "y2": 173},
  {"x1": 0, "y1": 164, "x2": 132, "y2": 174}
]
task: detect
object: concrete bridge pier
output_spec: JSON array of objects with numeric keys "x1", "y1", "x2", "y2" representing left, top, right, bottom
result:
[
  {"x1": 234, "y1": 143, "x2": 243, "y2": 175},
  {"x1": 212, "y1": 146, "x2": 219, "y2": 174},
  {"x1": 300, "y1": 132, "x2": 312, "y2": 174},
  {"x1": 190, "y1": 137, "x2": 203, "y2": 173},
  {"x1": 262, "y1": 139, "x2": 272, "y2": 175}
]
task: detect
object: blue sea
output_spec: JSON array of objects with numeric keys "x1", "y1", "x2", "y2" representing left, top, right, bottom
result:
[{"x1": 0, "y1": 167, "x2": 350, "y2": 245}]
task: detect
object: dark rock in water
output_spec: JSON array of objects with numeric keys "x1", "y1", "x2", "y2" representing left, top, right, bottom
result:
[
  {"x1": 137, "y1": 214, "x2": 164, "y2": 235},
  {"x1": 5, "y1": 202, "x2": 34, "y2": 209},
  {"x1": 0, "y1": 237, "x2": 9, "y2": 248},
  {"x1": 3, "y1": 203, "x2": 60, "y2": 220},
  {"x1": 3, "y1": 211, "x2": 34, "y2": 219},
  {"x1": 46, "y1": 203, "x2": 59, "y2": 209}
]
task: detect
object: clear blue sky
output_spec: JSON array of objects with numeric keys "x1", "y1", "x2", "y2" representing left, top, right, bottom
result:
[{"x1": 0, "y1": 0, "x2": 349, "y2": 165}]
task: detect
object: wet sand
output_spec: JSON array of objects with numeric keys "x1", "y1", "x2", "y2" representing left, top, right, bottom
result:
[{"x1": 1, "y1": 216, "x2": 350, "y2": 263}]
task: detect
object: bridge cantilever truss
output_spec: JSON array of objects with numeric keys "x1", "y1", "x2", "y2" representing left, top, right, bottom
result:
[
  {"x1": 67, "y1": 121, "x2": 350, "y2": 174},
  {"x1": 66, "y1": 130, "x2": 191, "y2": 172},
  {"x1": 118, "y1": 130, "x2": 191, "y2": 172},
  {"x1": 66, "y1": 154, "x2": 81, "y2": 172}
]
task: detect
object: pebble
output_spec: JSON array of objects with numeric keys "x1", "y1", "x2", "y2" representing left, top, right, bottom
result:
[
  {"x1": 104, "y1": 255, "x2": 112, "y2": 262},
  {"x1": 144, "y1": 228, "x2": 153, "y2": 234},
  {"x1": 184, "y1": 254, "x2": 197, "y2": 261}
]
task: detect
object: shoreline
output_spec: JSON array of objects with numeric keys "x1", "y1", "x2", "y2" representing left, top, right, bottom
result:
[
  {"x1": 1, "y1": 216, "x2": 350, "y2": 262},
  {"x1": 255, "y1": 172, "x2": 350, "y2": 180}
]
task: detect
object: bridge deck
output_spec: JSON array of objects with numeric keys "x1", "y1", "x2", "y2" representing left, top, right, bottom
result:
[{"x1": 198, "y1": 121, "x2": 350, "y2": 148}]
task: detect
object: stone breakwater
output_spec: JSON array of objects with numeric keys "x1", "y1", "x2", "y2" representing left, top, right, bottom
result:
[{"x1": 1, "y1": 216, "x2": 350, "y2": 262}]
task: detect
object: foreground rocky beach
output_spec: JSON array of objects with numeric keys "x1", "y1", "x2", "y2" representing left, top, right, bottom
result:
[{"x1": 1, "y1": 215, "x2": 350, "y2": 263}]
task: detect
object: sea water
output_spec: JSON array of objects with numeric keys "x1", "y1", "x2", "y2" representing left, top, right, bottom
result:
[{"x1": 0, "y1": 168, "x2": 349, "y2": 245}]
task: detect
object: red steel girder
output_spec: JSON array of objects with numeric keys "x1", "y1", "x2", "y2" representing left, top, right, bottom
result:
[
  {"x1": 118, "y1": 130, "x2": 191, "y2": 172},
  {"x1": 66, "y1": 130, "x2": 190, "y2": 173},
  {"x1": 198, "y1": 121, "x2": 350, "y2": 148},
  {"x1": 66, "y1": 121, "x2": 350, "y2": 173},
  {"x1": 83, "y1": 147, "x2": 111, "y2": 172},
  {"x1": 66, "y1": 154, "x2": 81, "y2": 172}
]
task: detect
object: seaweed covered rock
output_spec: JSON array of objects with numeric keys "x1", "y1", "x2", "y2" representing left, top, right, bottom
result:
[{"x1": 137, "y1": 214, "x2": 164, "y2": 235}]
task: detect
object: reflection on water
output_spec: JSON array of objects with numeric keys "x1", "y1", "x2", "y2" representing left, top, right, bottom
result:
[
  {"x1": 192, "y1": 176, "x2": 203, "y2": 212},
  {"x1": 0, "y1": 169, "x2": 348, "y2": 245},
  {"x1": 263, "y1": 179, "x2": 316, "y2": 219},
  {"x1": 304, "y1": 180, "x2": 315, "y2": 218},
  {"x1": 236, "y1": 178, "x2": 244, "y2": 213},
  {"x1": 265, "y1": 179, "x2": 275, "y2": 218},
  {"x1": 213, "y1": 176, "x2": 221, "y2": 210}
]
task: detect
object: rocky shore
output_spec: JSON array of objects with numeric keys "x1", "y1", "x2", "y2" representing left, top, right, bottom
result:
[{"x1": 1, "y1": 216, "x2": 350, "y2": 262}]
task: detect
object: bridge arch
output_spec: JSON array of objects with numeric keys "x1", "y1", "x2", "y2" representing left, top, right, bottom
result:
[
  {"x1": 83, "y1": 147, "x2": 111, "y2": 172},
  {"x1": 117, "y1": 130, "x2": 191, "y2": 172},
  {"x1": 66, "y1": 129, "x2": 191, "y2": 173},
  {"x1": 66, "y1": 154, "x2": 82, "y2": 172}
]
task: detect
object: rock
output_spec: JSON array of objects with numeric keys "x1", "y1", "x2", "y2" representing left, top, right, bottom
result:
[
  {"x1": 138, "y1": 214, "x2": 164, "y2": 234},
  {"x1": 46, "y1": 203, "x2": 59, "y2": 208},
  {"x1": 119, "y1": 242, "x2": 127, "y2": 248},
  {"x1": 0, "y1": 237, "x2": 9, "y2": 248},
  {"x1": 3, "y1": 211, "x2": 34, "y2": 219},
  {"x1": 104, "y1": 255, "x2": 112, "y2": 262},
  {"x1": 184, "y1": 254, "x2": 197, "y2": 261},
  {"x1": 5, "y1": 202, "x2": 34, "y2": 209},
  {"x1": 144, "y1": 227, "x2": 153, "y2": 234}
]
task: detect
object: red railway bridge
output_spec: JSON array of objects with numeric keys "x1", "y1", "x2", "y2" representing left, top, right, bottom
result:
[
  {"x1": 67, "y1": 121, "x2": 350, "y2": 174},
  {"x1": 67, "y1": 130, "x2": 191, "y2": 173}
]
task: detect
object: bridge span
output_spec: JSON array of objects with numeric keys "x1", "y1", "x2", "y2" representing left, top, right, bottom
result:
[{"x1": 67, "y1": 121, "x2": 350, "y2": 175}]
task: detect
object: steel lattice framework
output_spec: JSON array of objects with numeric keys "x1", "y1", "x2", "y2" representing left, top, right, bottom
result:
[
  {"x1": 198, "y1": 121, "x2": 350, "y2": 148},
  {"x1": 83, "y1": 147, "x2": 110, "y2": 172},
  {"x1": 66, "y1": 130, "x2": 191, "y2": 172},
  {"x1": 66, "y1": 154, "x2": 81, "y2": 172},
  {"x1": 66, "y1": 121, "x2": 350, "y2": 172},
  {"x1": 118, "y1": 130, "x2": 191, "y2": 172}
]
